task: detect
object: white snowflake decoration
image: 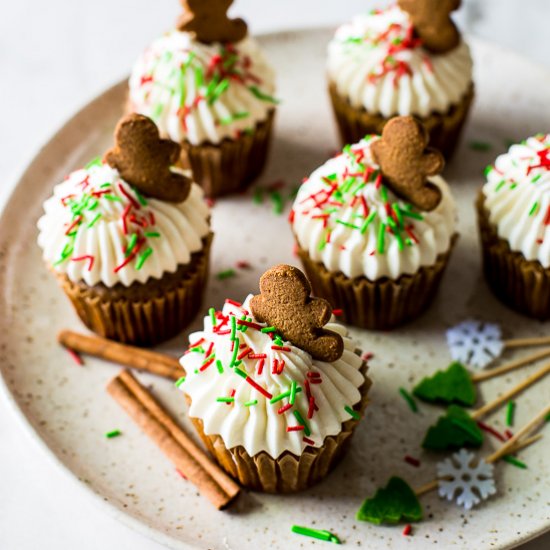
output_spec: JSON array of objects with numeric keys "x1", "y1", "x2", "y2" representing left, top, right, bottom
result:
[
  {"x1": 446, "y1": 319, "x2": 504, "y2": 369},
  {"x1": 437, "y1": 449, "x2": 497, "y2": 510}
]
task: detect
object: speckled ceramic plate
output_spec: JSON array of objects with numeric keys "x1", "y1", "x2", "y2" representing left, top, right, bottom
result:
[{"x1": 1, "y1": 29, "x2": 549, "y2": 550}]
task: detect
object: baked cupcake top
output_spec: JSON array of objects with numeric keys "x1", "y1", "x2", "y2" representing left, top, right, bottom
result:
[
  {"x1": 128, "y1": 2, "x2": 277, "y2": 146},
  {"x1": 482, "y1": 134, "x2": 550, "y2": 268},
  {"x1": 178, "y1": 266, "x2": 367, "y2": 458},
  {"x1": 37, "y1": 114, "x2": 210, "y2": 287},
  {"x1": 290, "y1": 117, "x2": 456, "y2": 280},
  {"x1": 327, "y1": 3, "x2": 472, "y2": 118}
]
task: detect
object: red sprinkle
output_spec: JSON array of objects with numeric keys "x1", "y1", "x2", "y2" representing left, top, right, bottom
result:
[
  {"x1": 237, "y1": 347, "x2": 251, "y2": 360},
  {"x1": 477, "y1": 421, "x2": 507, "y2": 442},
  {"x1": 71, "y1": 255, "x2": 95, "y2": 271},
  {"x1": 278, "y1": 403, "x2": 293, "y2": 415},
  {"x1": 236, "y1": 260, "x2": 251, "y2": 270},
  {"x1": 402, "y1": 524, "x2": 412, "y2": 536},
  {"x1": 244, "y1": 376, "x2": 272, "y2": 399},
  {"x1": 303, "y1": 437, "x2": 315, "y2": 445},
  {"x1": 257, "y1": 358, "x2": 265, "y2": 375},
  {"x1": 200, "y1": 357, "x2": 215, "y2": 371},
  {"x1": 361, "y1": 352, "x2": 374, "y2": 362},
  {"x1": 404, "y1": 455, "x2": 421, "y2": 468},
  {"x1": 237, "y1": 320, "x2": 263, "y2": 331},
  {"x1": 66, "y1": 348, "x2": 83, "y2": 366},
  {"x1": 332, "y1": 309, "x2": 343, "y2": 316},
  {"x1": 505, "y1": 429, "x2": 514, "y2": 440},
  {"x1": 118, "y1": 183, "x2": 140, "y2": 209},
  {"x1": 287, "y1": 425, "x2": 305, "y2": 432},
  {"x1": 175, "y1": 468, "x2": 187, "y2": 480},
  {"x1": 225, "y1": 299, "x2": 242, "y2": 308},
  {"x1": 271, "y1": 345, "x2": 291, "y2": 352}
]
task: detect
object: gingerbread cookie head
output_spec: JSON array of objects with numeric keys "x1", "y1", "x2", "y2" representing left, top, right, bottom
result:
[
  {"x1": 371, "y1": 116, "x2": 444, "y2": 211},
  {"x1": 250, "y1": 265, "x2": 344, "y2": 362},
  {"x1": 177, "y1": 0, "x2": 248, "y2": 45},
  {"x1": 398, "y1": 0, "x2": 461, "y2": 54},
  {"x1": 104, "y1": 114, "x2": 191, "y2": 203}
]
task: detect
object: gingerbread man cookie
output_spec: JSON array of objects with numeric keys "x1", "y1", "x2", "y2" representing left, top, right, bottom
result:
[
  {"x1": 104, "y1": 114, "x2": 191, "y2": 203},
  {"x1": 177, "y1": 0, "x2": 247, "y2": 45},
  {"x1": 398, "y1": 0, "x2": 461, "y2": 54},
  {"x1": 250, "y1": 265, "x2": 344, "y2": 362},
  {"x1": 371, "y1": 116, "x2": 444, "y2": 211}
]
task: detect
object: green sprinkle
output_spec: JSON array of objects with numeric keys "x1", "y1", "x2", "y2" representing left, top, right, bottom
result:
[
  {"x1": 208, "y1": 78, "x2": 230, "y2": 105},
  {"x1": 217, "y1": 269, "x2": 236, "y2": 280},
  {"x1": 495, "y1": 179, "x2": 506, "y2": 191},
  {"x1": 104, "y1": 194, "x2": 123, "y2": 203},
  {"x1": 175, "y1": 376, "x2": 186, "y2": 388},
  {"x1": 484, "y1": 165, "x2": 494, "y2": 177},
  {"x1": 469, "y1": 141, "x2": 492, "y2": 152},
  {"x1": 529, "y1": 201, "x2": 539, "y2": 216},
  {"x1": 209, "y1": 307, "x2": 217, "y2": 327},
  {"x1": 136, "y1": 247, "x2": 153, "y2": 270},
  {"x1": 377, "y1": 222, "x2": 386, "y2": 254},
  {"x1": 105, "y1": 429, "x2": 122, "y2": 439},
  {"x1": 399, "y1": 388, "x2": 418, "y2": 413},
  {"x1": 244, "y1": 399, "x2": 258, "y2": 407},
  {"x1": 234, "y1": 367, "x2": 247, "y2": 379},
  {"x1": 131, "y1": 187, "x2": 148, "y2": 207},
  {"x1": 194, "y1": 66, "x2": 205, "y2": 88},
  {"x1": 217, "y1": 397, "x2": 235, "y2": 403},
  {"x1": 144, "y1": 231, "x2": 160, "y2": 238},
  {"x1": 152, "y1": 103, "x2": 164, "y2": 119},
  {"x1": 125, "y1": 234, "x2": 138, "y2": 257},
  {"x1": 100, "y1": 182, "x2": 112, "y2": 188},
  {"x1": 87, "y1": 213, "x2": 101, "y2": 228},
  {"x1": 216, "y1": 360, "x2": 224, "y2": 374},
  {"x1": 220, "y1": 111, "x2": 250, "y2": 125},
  {"x1": 253, "y1": 187, "x2": 264, "y2": 204},
  {"x1": 230, "y1": 315, "x2": 237, "y2": 340},
  {"x1": 532, "y1": 174, "x2": 542, "y2": 183},
  {"x1": 291, "y1": 526, "x2": 341, "y2": 544},
  {"x1": 506, "y1": 401, "x2": 516, "y2": 427},
  {"x1": 230, "y1": 343, "x2": 240, "y2": 367},
  {"x1": 360, "y1": 211, "x2": 377, "y2": 234},
  {"x1": 380, "y1": 185, "x2": 388, "y2": 203},
  {"x1": 394, "y1": 231, "x2": 405, "y2": 251},
  {"x1": 392, "y1": 204, "x2": 404, "y2": 227},
  {"x1": 345, "y1": 405, "x2": 360, "y2": 420},
  {"x1": 502, "y1": 455, "x2": 527, "y2": 469},
  {"x1": 402, "y1": 209, "x2": 424, "y2": 221},
  {"x1": 249, "y1": 85, "x2": 280, "y2": 104},
  {"x1": 270, "y1": 191, "x2": 284, "y2": 215},
  {"x1": 270, "y1": 386, "x2": 302, "y2": 404},
  {"x1": 289, "y1": 381, "x2": 297, "y2": 405},
  {"x1": 293, "y1": 410, "x2": 311, "y2": 436},
  {"x1": 261, "y1": 326, "x2": 277, "y2": 333},
  {"x1": 336, "y1": 219, "x2": 359, "y2": 230},
  {"x1": 85, "y1": 156, "x2": 102, "y2": 170}
]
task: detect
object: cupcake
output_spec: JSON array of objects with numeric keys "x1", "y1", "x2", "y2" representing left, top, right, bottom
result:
[
  {"x1": 478, "y1": 134, "x2": 550, "y2": 319},
  {"x1": 327, "y1": 1, "x2": 473, "y2": 159},
  {"x1": 37, "y1": 114, "x2": 212, "y2": 346},
  {"x1": 178, "y1": 265, "x2": 371, "y2": 493},
  {"x1": 290, "y1": 116, "x2": 457, "y2": 330},
  {"x1": 128, "y1": 1, "x2": 277, "y2": 198}
]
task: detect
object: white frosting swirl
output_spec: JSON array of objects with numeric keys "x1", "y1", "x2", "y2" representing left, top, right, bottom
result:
[
  {"x1": 37, "y1": 162, "x2": 210, "y2": 287},
  {"x1": 291, "y1": 137, "x2": 456, "y2": 280},
  {"x1": 327, "y1": 5, "x2": 473, "y2": 118},
  {"x1": 179, "y1": 296, "x2": 366, "y2": 458},
  {"x1": 482, "y1": 135, "x2": 550, "y2": 267},
  {"x1": 128, "y1": 31, "x2": 277, "y2": 146}
]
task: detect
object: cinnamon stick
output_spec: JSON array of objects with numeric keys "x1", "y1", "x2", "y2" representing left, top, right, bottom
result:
[
  {"x1": 107, "y1": 369, "x2": 240, "y2": 509},
  {"x1": 59, "y1": 330, "x2": 182, "y2": 380}
]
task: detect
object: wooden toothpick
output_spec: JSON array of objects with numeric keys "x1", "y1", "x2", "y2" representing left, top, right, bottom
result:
[{"x1": 471, "y1": 348, "x2": 550, "y2": 383}]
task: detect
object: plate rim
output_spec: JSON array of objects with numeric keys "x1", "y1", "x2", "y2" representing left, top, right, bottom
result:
[{"x1": 1, "y1": 28, "x2": 550, "y2": 550}]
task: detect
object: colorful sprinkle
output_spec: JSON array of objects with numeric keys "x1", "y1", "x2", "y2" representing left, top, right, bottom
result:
[
  {"x1": 291, "y1": 525, "x2": 341, "y2": 544},
  {"x1": 506, "y1": 401, "x2": 516, "y2": 427},
  {"x1": 105, "y1": 429, "x2": 122, "y2": 439},
  {"x1": 398, "y1": 388, "x2": 418, "y2": 413}
]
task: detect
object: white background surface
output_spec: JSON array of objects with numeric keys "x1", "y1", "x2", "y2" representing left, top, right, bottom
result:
[{"x1": 1, "y1": 1, "x2": 549, "y2": 548}]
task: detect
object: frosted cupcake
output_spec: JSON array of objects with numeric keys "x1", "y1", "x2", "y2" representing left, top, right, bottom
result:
[
  {"x1": 37, "y1": 114, "x2": 212, "y2": 345},
  {"x1": 178, "y1": 265, "x2": 371, "y2": 493},
  {"x1": 327, "y1": 1, "x2": 473, "y2": 159},
  {"x1": 478, "y1": 134, "x2": 550, "y2": 319},
  {"x1": 128, "y1": 1, "x2": 277, "y2": 198},
  {"x1": 290, "y1": 116, "x2": 457, "y2": 329}
]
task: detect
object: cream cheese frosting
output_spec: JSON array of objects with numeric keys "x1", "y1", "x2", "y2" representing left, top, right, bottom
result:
[
  {"x1": 327, "y1": 4, "x2": 473, "y2": 118},
  {"x1": 482, "y1": 134, "x2": 550, "y2": 268},
  {"x1": 290, "y1": 137, "x2": 456, "y2": 280},
  {"x1": 178, "y1": 296, "x2": 366, "y2": 458},
  {"x1": 37, "y1": 160, "x2": 210, "y2": 287},
  {"x1": 128, "y1": 31, "x2": 277, "y2": 146}
]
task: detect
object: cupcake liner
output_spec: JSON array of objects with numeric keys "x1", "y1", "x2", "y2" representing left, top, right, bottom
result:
[
  {"x1": 55, "y1": 234, "x2": 213, "y2": 346},
  {"x1": 179, "y1": 111, "x2": 276, "y2": 198},
  {"x1": 296, "y1": 238, "x2": 457, "y2": 330},
  {"x1": 328, "y1": 82, "x2": 474, "y2": 160},
  {"x1": 186, "y1": 367, "x2": 371, "y2": 493},
  {"x1": 477, "y1": 194, "x2": 550, "y2": 320}
]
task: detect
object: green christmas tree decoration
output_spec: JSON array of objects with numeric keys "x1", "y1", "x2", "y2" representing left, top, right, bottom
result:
[
  {"x1": 413, "y1": 362, "x2": 477, "y2": 407},
  {"x1": 422, "y1": 405, "x2": 483, "y2": 451},
  {"x1": 356, "y1": 477, "x2": 423, "y2": 525}
]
